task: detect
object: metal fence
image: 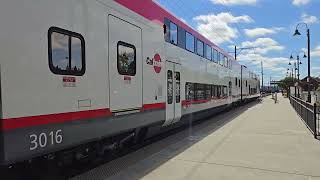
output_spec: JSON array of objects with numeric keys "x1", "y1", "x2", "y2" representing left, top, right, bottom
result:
[{"x1": 289, "y1": 96, "x2": 319, "y2": 139}]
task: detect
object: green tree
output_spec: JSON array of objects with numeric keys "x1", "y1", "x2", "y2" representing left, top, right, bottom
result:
[{"x1": 278, "y1": 77, "x2": 296, "y2": 91}]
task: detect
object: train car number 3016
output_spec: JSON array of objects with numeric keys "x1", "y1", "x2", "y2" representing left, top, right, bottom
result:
[{"x1": 29, "y1": 130, "x2": 63, "y2": 151}]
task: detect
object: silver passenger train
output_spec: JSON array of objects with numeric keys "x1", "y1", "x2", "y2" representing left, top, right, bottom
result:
[{"x1": 0, "y1": 0, "x2": 260, "y2": 165}]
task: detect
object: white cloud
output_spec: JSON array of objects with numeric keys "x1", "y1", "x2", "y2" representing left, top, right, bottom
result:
[
  {"x1": 301, "y1": 13, "x2": 319, "y2": 24},
  {"x1": 238, "y1": 53, "x2": 289, "y2": 73},
  {"x1": 211, "y1": 0, "x2": 257, "y2": 6},
  {"x1": 311, "y1": 46, "x2": 320, "y2": 57},
  {"x1": 244, "y1": 27, "x2": 284, "y2": 38},
  {"x1": 240, "y1": 38, "x2": 285, "y2": 54},
  {"x1": 292, "y1": 0, "x2": 311, "y2": 6},
  {"x1": 193, "y1": 12, "x2": 253, "y2": 44}
]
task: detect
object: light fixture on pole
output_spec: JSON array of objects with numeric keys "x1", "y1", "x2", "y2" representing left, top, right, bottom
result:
[{"x1": 293, "y1": 22, "x2": 311, "y2": 102}]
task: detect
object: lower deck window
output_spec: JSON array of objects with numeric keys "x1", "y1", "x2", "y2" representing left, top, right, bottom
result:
[{"x1": 48, "y1": 27, "x2": 85, "y2": 76}]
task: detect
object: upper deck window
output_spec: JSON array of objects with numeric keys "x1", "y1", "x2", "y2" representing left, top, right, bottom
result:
[
  {"x1": 186, "y1": 32, "x2": 195, "y2": 52},
  {"x1": 170, "y1": 22, "x2": 178, "y2": 45},
  {"x1": 197, "y1": 40, "x2": 204, "y2": 57},
  {"x1": 219, "y1": 53, "x2": 224, "y2": 66},
  {"x1": 48, "y1": 27, "x2": 85, "y2": 76},
  {"x1": 205, "y1": 44, "x2": 212, "y2": 60}
]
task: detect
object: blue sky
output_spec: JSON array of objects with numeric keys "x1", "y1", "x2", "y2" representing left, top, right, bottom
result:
[{"x1": 156, "y1": 0, "x2": 320, "y2": 85}]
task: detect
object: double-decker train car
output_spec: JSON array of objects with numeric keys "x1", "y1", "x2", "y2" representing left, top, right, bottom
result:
[{"x1": 0, "y1": 0, "x2": 260, "y2": 165}]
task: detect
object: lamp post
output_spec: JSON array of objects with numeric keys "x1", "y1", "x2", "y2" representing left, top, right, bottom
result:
[
  {"x1": 290, "y1": 51, "x2": 307, "y2": 98},
  {"x1": 293, "y1": 23, "x2": 311, "y2": 102}
]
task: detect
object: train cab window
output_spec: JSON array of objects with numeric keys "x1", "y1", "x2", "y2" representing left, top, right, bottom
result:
[
  {"x1": 205, "y1": 44, "x2": 212, "y2": 60},
  {"x1": 197, "y1": 40, "x2": 204, "y2": 57},
  {"x1": 117, "y1": 41, "x2": 136, "y2": 76},
  {"x1": 186, "y1": 83, "x2": 195, "y2": 101},
  {"x1": 167, "y1": 70, "x2": 173, "y2": 104},
  {"x1": 186, "y1": 32, "x2": 195, "y2": 52},
  {"x1": 170, "y1": 22, "x2": 178, "y2": 45},
  {"x1": 49, "y1": 27, "x2": 85, "y2": 76}
]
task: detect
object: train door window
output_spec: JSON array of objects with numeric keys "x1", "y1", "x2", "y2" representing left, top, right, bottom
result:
[
  {"x1": 117, "y1": 41, "x2": 136, "y2": 76},
  {"x1": 186, "y1": 83, "x2": 195, "y2": 100},
  {"x1": 175, "y1": 72, "x2": 181, "y2": 103},
  {"x1": 169, "y1": 22, "x2": 178, "y2": 45},
  {"x1": 197, "y1": 40, "x2": 204, "y2": 57},
  {"x1": 195, "y1": 84, "x2": 205, "y2": 100},
  {"x1": 167, "y1": 70, "x2": 173, "y2": 104},
  {"x1": 235, "y1": 78, "x2": 238, "y2": 86},
  {"x1": 205, "y1": 45, "x2": 212, "y2": 60},
  {"x1": 186, "y1": 32, "x2": 195, "y2": 52},
  {"x1": 49, "y1": 27, "x2": 85, "y2": 76},
  {"x1": 206, "y1": 84, "x2": 211, "y2": 99}
]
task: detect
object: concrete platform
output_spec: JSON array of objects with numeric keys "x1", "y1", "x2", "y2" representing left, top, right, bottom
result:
[{"x1": 72, "y1": 95, "x2": 320, "y2": 180}]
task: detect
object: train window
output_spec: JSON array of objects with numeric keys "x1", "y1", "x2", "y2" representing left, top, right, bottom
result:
[
  {"x1": 212, "y1": 49, "x2": 218, "y2": 63},
  {"x1": 186, "y1": 83, "x2": 195, "y2": 101},
  {"x1": 217, "y1": 86, "x2": 221, "y2": 97},
  {"x1": 211, "y1": 85, "x2": 217, "y2": 97},
  {"x1": 48, "y1": 27, "x2": 85, "y2": 76},
  {"x1": 246, "y1": 81, "x2": 248, "y2": 87},
  {"x1": 219, "y1": 53, "x2": 224, "y2": 66},
  {"x1": 167, "y1": 70, "x2": 173, "y2": 104},
  {"x1": 206, "y1": 85, "x2": 212, "y2": 99},
  {"x1": 205, "y1": 45, "x2": 212, "y2": 60},
  {"x1": 176, "y1": 72, "x2": 181, "y2": 103},
  {"x1": 117, "y1": 41, "x2": 136, "y2": 76},
  {"x1": 235, "y1": 78, "x2": 238, "y2": 86},
  {"x1": 197, "y1": 40, "x2": 204, "y2": 57},
  {"x1": 239, "y1": 80, "x2": 241, "y2": 87},
  {"x1": 224, "y1": 56, "x2": 228, "y2": 67},
  {"x1": 170, "y1": 22, "x2": 178, "y2": 45},
  {"x1": 186, "y1": 32, "x2": 195, "y2": 52},
  {"x1": 195, "y1": 83, "x2": 205, "y2": 100}
]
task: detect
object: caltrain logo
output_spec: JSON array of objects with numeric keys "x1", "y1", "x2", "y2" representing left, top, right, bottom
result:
[{"x1": 153, "y1": 54, "x2": 162, "y2": 73}]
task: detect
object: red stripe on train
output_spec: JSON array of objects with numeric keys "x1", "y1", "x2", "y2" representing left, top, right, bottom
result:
[
  {"x1": 1, "y1": 109, "x2": 113, "y2": 131},
  {"x1": 1, "y1": 102, "x2": 166, "y2": 131},
  {"x1": 142, "y1": 103, "x2": 166, "y2": 111}
]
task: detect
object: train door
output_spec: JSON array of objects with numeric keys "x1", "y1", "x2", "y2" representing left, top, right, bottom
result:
[
  {"x1": 164, "y1": 61, "x2": 181, "y2": 126},
  {"x1": 108, "y1": 15, "x2": 142, "y2": 112}
]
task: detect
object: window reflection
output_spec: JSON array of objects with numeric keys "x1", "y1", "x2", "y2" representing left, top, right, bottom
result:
[
  {"x1": 170, "y1": 22, "x2": 178, "y2": 45},
  {"x1": 51, "y1": 32, "x2": 69, "y2": 71},
  {"x1": 71, "y1": 37, "x2": 82, "y2": 72},
  {"x1": 118, "y1": 43, "x2": 136, "y2": 76},
  {"x1": 186, "y1": 32, "x2": 194, "y2": 52}
]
